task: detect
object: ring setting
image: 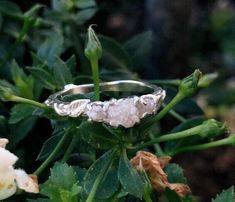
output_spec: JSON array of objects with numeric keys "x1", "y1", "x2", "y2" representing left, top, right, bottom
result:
[{"x1": 45, "y1": 80, "x2": 166, "y2": 128}]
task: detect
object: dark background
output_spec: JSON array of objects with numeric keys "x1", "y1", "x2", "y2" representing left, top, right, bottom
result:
[{"x1": 5, "y1": 0, "x2": 235, "y2": 201}]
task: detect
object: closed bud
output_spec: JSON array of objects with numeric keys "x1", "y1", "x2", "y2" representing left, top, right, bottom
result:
[
  {"x1": 227, "y1": 135, "x2": 235, "y2": 147},
  {"x1": 178, "y1": 69, "x2": 202, "y2": 97},
  {"x1": 0, "y1": 81, "x2": 16, "y2": 102},
  {"x1": 198, "y1": 72, "x2": 218, "y2": 88},
  {"x1": 199, "y1": 119, "x2": 228, "y2": 138},
  {"x1": 84, "y1": 25, "x2": 102, "y2": 61}
]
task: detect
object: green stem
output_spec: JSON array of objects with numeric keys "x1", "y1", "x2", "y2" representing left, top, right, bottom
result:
[
  {"x1": 169, "y1": 137, "x2": 232, "y2": 156},
  {"x1": 90, "y1": 58, "x2": 100, "y2": 101},
  {"x1": 143, "y1": 193, "x2": 152, "y2": 202},
  {"x1": 0, "y1": 18, "x2": 31, "y2": 70},
  {"x1": 34, "y1": 128, "x2": 71, "y2": 176},
  {"x1": 61, "y1": 132, "x2": 79, "y2": 163},
  {"x1": 148, "y1": 79, "x2": 180, "y2": 86},
  {"x1": 132, "y1": 124, "x2": 204, "y2": 151},
  {"x1": 168, "y1": 109, "x2": 186, "y2": 122},
  {"x1": 86, "y1": 150, "x2": 116, "y2": 202},
  {"x1": 9, "y1": 95, "x2": 48, "y2": 109},
  {"x1": 140, "y1": 92, "x2": 184, "y2": 133}
]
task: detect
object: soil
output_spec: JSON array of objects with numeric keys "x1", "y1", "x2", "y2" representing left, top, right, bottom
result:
[{"x1": 174, "y1": 147, "x2": 235, "y2": 201}]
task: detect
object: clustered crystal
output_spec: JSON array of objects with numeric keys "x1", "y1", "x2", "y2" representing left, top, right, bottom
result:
[{"x1": 51, "y1": 93, "x2": 165, "y2": 128}]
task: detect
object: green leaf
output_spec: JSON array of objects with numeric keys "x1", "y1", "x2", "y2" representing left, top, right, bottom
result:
[
  {"x1": 11, "y1": 60, "x2": 34, "y2": 99},
  {"x1": 0, "y1": 115, "x2": 8, "y2": 135},
  {"x1": 27, "y1": 66, "x2": 56, "y2": 90},
  {"x1": 164, "y1": 189, "x2": 183, "y2": 202},
  {"x1": 212, "y1": 186, "x2": 235, "y2": 202},
  {"x1": 0, "y1": 0, "x2": 22, "y2": 18},
  {"x1": 0, "y1": 79, "x2": 18, "y2": 101},
  {"x1": 124, "y1": 31, "x2": 153, "y2": 71},
  {"x1": 164, "y1": 163, "x2": 187, "y2": 184},
  {"x1": 66, "y1": 54, "x2": 77, "y2": 75},
  {"x1": 75, "y1": 8, "x2": 98, "y2": 25},
  {"x1": 84, "y1": 150, "x2": 119, "y2": 199},
  {"x1": 41, "y1": 162, "x2": 81, "y2": 202},
  {"x1": 9, "y1": 104, "x2": 36, "y2": 124},
  {"x1": 99, "y1": 35, "x2": 133, "y2": 70},
  {"x1": 9, "y1": 116, "x2": 37, "y2": 147},
  {"x1": 37, "y1": 33, "x2": 64, "y2": 67},
  {"x1": 27, "y1": 199, "x2": 50, "y2": 202},
  {"x1": 100, "y1": 68, "x2": 138, "y2": 81},
  {"x1": 36, "y1": 133, "x2": 63, "y2": 161},
  {"x1": 37, "y1": 129, "x2": 74, "y2": 160},
  {"x1": 76, "y1": 0, "x2": 96, "y2": 8},
  {"x1": 79, "y1": 121, "x2": 119, "y2": 149},
  {"x1": 118, "y1": 150, "x2": 144, "y2": 199},
  {"x1": 53, "y1": 57, "x2": 73, "y2": 88}
]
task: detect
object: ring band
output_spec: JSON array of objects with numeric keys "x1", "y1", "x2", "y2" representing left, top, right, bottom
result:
[{"x1": 45, "y1": 80, "x2": 166, "y2": 128}]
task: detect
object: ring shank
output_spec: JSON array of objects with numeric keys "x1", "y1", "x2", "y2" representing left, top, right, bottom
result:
[
  {"x1": 45, "y1": 80, "x2": 166, "y2": 128},
  {"x1": 61, "y1": 80, "x2": 161, "y2": 96}
]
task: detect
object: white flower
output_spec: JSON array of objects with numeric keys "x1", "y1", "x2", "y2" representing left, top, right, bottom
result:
[{"x1": 0, "y1": 138, "x2": 39, "y2": 200}]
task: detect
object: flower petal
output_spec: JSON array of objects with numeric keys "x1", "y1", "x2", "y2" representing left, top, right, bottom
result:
[
  {"x1": 0, "y1": 138, "x2": 9, "y2": 148},
  {"x1": 131, "y1": 151, "x2": 190, "y2": 197},
  {"x1": 14, "y1": 169, "x2": 39, "y2": 193},
  {"x1": 0, "y1": 148, "x2": 18, "y2": 170},
  {"x1": 0, "y1": 169, "x2": 17, "y2": 200}
]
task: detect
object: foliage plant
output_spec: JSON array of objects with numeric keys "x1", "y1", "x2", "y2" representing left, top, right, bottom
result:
[{"x1": 0, "y1": 1, "x2": 235, "y2": 202}]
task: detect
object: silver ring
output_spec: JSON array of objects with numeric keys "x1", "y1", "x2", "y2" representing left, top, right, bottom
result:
[{"x1": 45, "y1": 80, "x2": 166, "y2": 128}]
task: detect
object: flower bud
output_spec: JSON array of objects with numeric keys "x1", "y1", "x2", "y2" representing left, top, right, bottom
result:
[
  {"x1": 199, "y1": 119, "x2": 228, "y2": 138},
  {"x1": 227, "y1": 135, "x2": 235, "y2": 147},
  {"x1": 84, "y1": 25, "x2": 102, "y2": 61},
  {"x1": 178, "y1": 69, "x2": 202, "y2": 97},
  {"x1": 198, "y1": 72, "x2": 218, "y2": 88},
  {"x1": 0, "y1": 80, "x2": 16, "y2": 101}
]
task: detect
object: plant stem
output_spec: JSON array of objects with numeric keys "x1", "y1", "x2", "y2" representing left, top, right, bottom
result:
[
  {"x1": 34, "y1": 128, "x2": 71, "y2": 176},
  {"x1": 168, "y1": 109, "x2": 186, "y2": 122},
  {"x1": 148, "y1": 79, "x2": 180, "y2": 86},
  {"x1": 91, "y1": 58, "x2": 100, "y2": 101},
  {"x1": 9, "y1": 95, "x2": 48, "y2": 109},
  {"x1": 0, "y1": 18, "x2": 31, "y2": 70},
  {"x1": 143, "y1": 193, "x2": 152, "y2": 202},
  {"x1": 169, "y1": 137, "x2": 232, "y2": 155},
  {"x1": 61, "y1": 132, "x2": 79, "y2": 163},
  {"x1": 140, "y1": 92, "x2": 184, "y2": 133},
  {"x1": 132, "y1": 124, "x2": 204, "y2": 151},
  {"x1": 85, "y1": 150, "x2": 116, "y2": 202}
]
